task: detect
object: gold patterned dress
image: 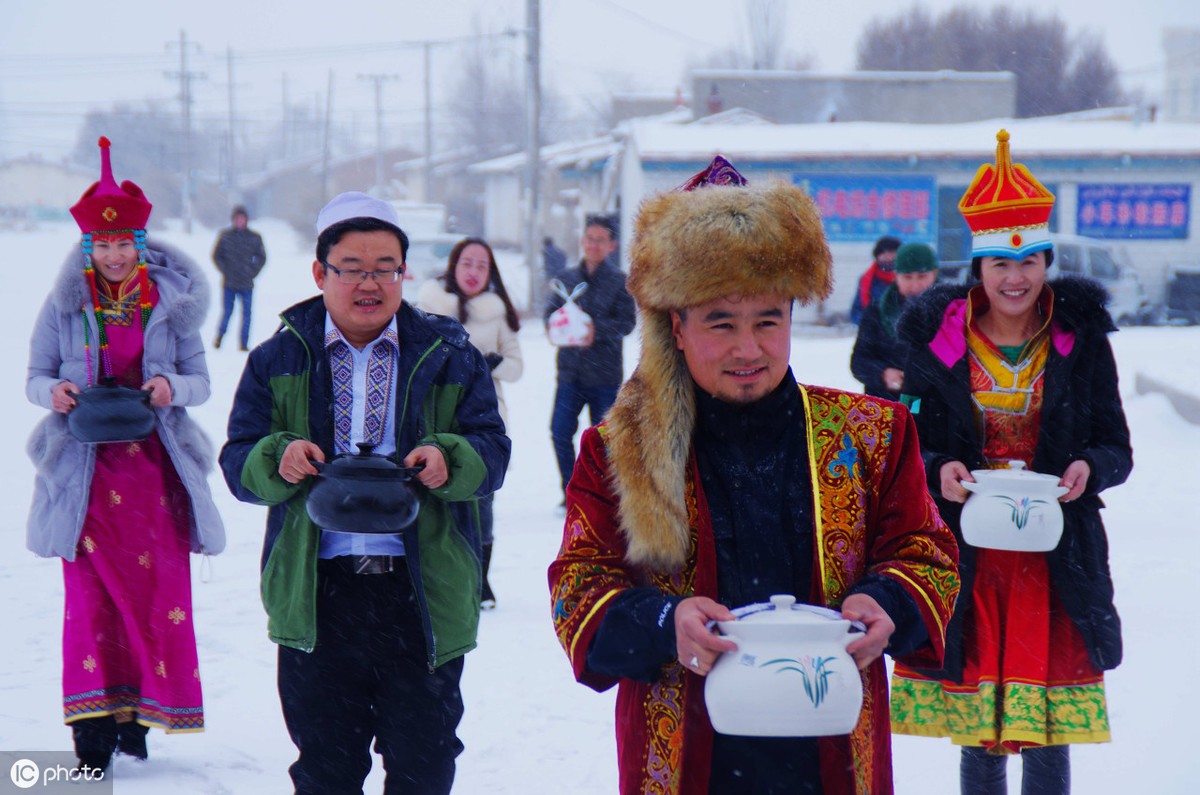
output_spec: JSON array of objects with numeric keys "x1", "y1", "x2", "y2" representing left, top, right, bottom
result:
[{"x1": 61, "y1": 280, "x2": 204, "y2": 733}]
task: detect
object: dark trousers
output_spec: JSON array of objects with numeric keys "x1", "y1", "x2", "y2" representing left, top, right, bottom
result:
[
  {"x1": 960, "y1": 745, "x2": 1070, "y2": 795},
  {"x1": 217, "y1": 287, "x2": 254, "y2": 348},
  {"x1": 550, "y1": 380, "x2": 619, "y2": 494},
  {"x1": 278, "y1": 558, "x2": 465, "y2": 795}
]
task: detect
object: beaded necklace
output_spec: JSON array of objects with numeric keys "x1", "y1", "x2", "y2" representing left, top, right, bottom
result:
[{"x1": 81, "y1": 229, "x2": 152, "y2": 385}]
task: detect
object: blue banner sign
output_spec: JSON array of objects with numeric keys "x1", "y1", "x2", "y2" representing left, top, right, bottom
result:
[
  {"x1": 793, "y1": 174, "x2": 937, "y2": 243},
  {"x1": 1076, "y1": 183, "x2": 1190, "y2": 240}
]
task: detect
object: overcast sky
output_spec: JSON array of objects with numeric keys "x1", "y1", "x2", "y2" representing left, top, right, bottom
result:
[{"x1": 2, "y1": 0, "x2": 1197, "y2": 161}]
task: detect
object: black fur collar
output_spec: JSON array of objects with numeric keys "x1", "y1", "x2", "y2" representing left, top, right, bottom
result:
[{"x1": 897, "y1": 275, "x2": 1115, "y2": 346}]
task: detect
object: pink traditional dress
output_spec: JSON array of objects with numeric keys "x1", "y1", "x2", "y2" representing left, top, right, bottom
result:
[
  {"x1": 61, "y1": 275, "x2": 205, "y2": 733},
  {"x1": 891, "y1": 287, "x2": 1109, "y2": 752}
]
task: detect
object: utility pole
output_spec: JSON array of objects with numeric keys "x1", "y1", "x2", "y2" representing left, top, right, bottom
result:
[
  {"x1": 165, "y1": 30, "x2": 204, "y2": 233},
  {"x1": 322, "y1": 69, "x2": 334, "y2": 203},
  {"x1": 358, "y1": 74, "x2": 398, "y2": 195},
  {"x1": 226, "y1": 47, "x2": 237, "y2": 196},
  {"x1": 524, "y1": 0, "x2": 543, "y2": 312},
  {"x1": 281, "y1": 74, "x2": 290, "y2": 159},
  {"x1": 423, "y1": 43, "x2": 433, "y2": 203}
]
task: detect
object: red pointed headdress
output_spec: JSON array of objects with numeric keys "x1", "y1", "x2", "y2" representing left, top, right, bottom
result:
[
  {"x1": 958, "y1": 129, "x2": 1055, "y2": 259},
  {"x1": 69, "y1": 137, "x2": 153, "y2": 234}
]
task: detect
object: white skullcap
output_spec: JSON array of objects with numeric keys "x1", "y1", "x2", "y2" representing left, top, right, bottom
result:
[{"x1": 315, "y1": 191, "x2": 401, "y2": 236}]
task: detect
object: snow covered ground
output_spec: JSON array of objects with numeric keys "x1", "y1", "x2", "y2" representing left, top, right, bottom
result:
[{"x1": 1, "y1": 219, "x2": 1197, "y2": 794}]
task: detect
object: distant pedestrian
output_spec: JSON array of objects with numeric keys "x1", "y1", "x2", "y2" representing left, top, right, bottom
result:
[
  {"x1": 212, "y1": 205, "x2": 267, "y2": 351},
  {"x1": 848, "y1": 235, "x2": 901, "y2": 325},
  {"x1": 542, "y1": 235, "x2": 567, "y2": 284},
  {"x1": 543, "y1": 215, "x2": 636, "y2": 506},
  {"x1": 417, "y1": 237, "x2": 523, "y2": 610},
  {"x1": 850, "y1": 242, "x2": 939, "y2": 400}
]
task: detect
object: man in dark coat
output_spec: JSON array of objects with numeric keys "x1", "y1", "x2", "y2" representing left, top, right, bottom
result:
[
  {"x1": 850, "y1": 242, "x2": 939, "y2": 400},
  {"x1": 847, "y1": 235, "x2": 900, "y2": 325},
  {"x1": 542, "y1": 235, "x2": 567, "y2": 284},
  {"x1": 543, "y1": 215, "x2": 636, "y2": 502},
  {"x1": 212, "y1": 204, "x2": 267, "y2": 351}
]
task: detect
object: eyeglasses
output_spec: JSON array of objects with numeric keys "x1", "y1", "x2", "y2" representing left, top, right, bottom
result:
[{"x1": 323, "y1": 263, "x2": 404, "y2": 284}]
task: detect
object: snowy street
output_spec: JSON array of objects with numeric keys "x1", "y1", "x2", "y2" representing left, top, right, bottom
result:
[{"x1": 1, "y1": 219, "x2": 1197, "y2": 793}]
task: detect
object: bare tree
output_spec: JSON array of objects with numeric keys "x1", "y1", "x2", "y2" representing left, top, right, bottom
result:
[
  {"x1": 856, "y1": 4, "x2": 1124, "y2": 117},
  {"x1": 747, "y1": 0, "x2": 785, "y2": 70},
  {"x1": 445, "y1": 22, "x2": 576, "y2": 160}
]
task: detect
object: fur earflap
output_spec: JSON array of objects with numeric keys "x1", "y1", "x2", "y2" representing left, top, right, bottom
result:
[
  {"x1": 629, "y1": 180, "x2": 832, "y2": 310},
  {"x1": 608, "y1": 179, "x2": 833, "y2": 572},
  {"x1": 606, "y1": 309, "x2": 696, "y2": 570}
]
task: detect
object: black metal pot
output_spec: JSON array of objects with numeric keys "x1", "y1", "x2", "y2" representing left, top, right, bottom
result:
[
  {"x1": 66, "y1": 382, "x2": 156, "y2": 443},
  {"x1": 305, "y1": 443, "x2": 423, "y2": 534}
]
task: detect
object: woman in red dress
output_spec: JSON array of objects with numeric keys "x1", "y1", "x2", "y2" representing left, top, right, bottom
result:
[{"x1": 889, "y1": 131, "x2": 1132, "y2": 794}]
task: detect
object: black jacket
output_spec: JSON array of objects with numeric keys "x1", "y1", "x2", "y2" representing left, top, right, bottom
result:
[
  {"x1": 896, "y1": 276, "x2": 1131, "y2": 681},
  {"x1": 543, "y1": 260, "x2": 636, "y2": 387},
  {"x1": 212, "y1": 227, "x2": 267, "y2": 290},
  {"x1": 850, "y1": 287, "x2": 910, "y2": 400}
]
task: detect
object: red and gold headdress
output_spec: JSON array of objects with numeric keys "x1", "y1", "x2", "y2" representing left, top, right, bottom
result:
[
  {"x1": 70, "y1": 137, "x2": 154, "y2": 385},
  {"x1": 959, "y1": 129, "x2": 1055, "y2": 259},
  {"x1": 70, "y1": 136, "x2": 152, "y2": 234}
]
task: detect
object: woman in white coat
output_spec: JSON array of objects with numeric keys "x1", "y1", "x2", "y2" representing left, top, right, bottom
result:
[{"x1": 416, "y1": 237, "x2": 522, "y2": 609}]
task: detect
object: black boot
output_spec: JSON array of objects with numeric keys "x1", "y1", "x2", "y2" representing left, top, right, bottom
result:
[
  {"x1": 117, "y1": 719, "x2": 149, "y2": 761},
  {"x1": 72, "y1": 716, "x2": 117, "y2": 774},
  {"x1": 480, "y1": 542, "x2": 496, "y2": 610}
]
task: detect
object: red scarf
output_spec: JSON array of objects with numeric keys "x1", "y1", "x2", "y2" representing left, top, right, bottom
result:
[{"x1": 858, "y1": 261, "x2": 896, "y2": 306}]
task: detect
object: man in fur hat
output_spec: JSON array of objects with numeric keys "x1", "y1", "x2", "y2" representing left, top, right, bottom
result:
[{"x1": 548, "y1": 157, "x2": 959, "y2": 795}]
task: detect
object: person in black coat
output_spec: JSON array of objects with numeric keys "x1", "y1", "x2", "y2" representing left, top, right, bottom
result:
[
  {"x1": 212, "y1": 205, "x2": 267, "y2": 351},
  {"x1": 543, "y1": 215, "x2": 636, "y2": 502},
  {"x1": 891, "y1": 270, "x2": 1132, "y2": 792},
  {"x1": 850, "y1": 242, "x2": 939, "y2": 399}
]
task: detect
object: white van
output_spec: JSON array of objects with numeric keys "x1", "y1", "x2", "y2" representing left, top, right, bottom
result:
[{"x1": 1050, "y1": 234, "x2": 1151, "y2": 326}]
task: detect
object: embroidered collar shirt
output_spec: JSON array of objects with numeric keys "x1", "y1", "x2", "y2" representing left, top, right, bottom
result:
[{"x1": 317, "y1": 314, "x2": 406, "y2": 558}]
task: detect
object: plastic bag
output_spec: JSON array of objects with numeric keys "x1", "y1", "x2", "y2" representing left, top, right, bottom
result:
[{"x1": 547, "y1": 279, "x2": 593, "y2": 347}]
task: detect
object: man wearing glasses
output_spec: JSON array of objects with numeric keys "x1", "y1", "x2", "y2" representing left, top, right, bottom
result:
[{"x1": 221, "y1": 192, "x2": 510, "y2": 794}]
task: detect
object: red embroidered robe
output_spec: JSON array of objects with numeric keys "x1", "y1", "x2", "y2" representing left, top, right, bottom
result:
[{"x1": 549, "y1": 386, "x2": 959, "y2": 795}]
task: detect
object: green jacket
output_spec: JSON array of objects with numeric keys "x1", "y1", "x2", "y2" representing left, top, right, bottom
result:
[{"x1": 220, "y1": 296, "x2": 510, "y2": 666}]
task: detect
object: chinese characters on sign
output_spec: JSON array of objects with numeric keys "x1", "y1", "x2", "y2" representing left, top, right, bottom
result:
[
  {"x1": 1077, "y1": 184, "x2": 1190, "y2": 240},
  {"x1": 794, "y1": 174, "x2": 937, "y2": 243}
]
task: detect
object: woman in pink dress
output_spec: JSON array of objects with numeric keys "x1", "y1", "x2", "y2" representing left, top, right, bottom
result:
[{"x1": 25, "y1": 138, "x2": 225, "y2": 776}]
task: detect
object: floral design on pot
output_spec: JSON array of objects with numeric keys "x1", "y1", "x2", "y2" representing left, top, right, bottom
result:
[
  {"x1": 760, "y1": 654, "x2": 840, "y2": 708},
  {"x1": 704, "y1": 594, "x2": 865, "y2": 737},
  {"x1": 960, "y1": 460, "x2": 1069, "y2": 551}
]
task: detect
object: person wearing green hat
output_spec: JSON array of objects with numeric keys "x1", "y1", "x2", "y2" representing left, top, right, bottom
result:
[{"x1": 850, "y1": 241, "x2": 939, "y2": 400}]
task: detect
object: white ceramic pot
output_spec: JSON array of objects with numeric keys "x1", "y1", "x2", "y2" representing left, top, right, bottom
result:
[
  {"x1": 703, "y1": 594, "x2": 864, "y2": 737},
  {"x1": 960, "y1": 461, "x2": 1069, "y2": 552}
]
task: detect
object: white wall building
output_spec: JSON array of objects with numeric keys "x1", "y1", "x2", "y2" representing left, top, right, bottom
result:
[{"x1": 619, "y1": 116, "x2": 1200, "y2": 321}]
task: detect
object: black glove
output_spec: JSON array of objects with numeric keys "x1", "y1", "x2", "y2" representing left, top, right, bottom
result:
[{"x1": 484, "y1": 353, "x2": 503, "y2": 371}]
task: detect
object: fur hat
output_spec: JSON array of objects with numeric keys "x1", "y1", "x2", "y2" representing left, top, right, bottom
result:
[{"x1": 605, "y1": 157, "x2": 832, "y2": 571}]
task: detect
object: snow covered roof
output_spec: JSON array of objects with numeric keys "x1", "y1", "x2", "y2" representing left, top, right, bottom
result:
[
  {"x1": 629, "y1": 117, "x2": 1200, "y2": 161},
  {"x1": 692, "y1": 68, "x2": 1015, "y2": 83},
  {"x1": 468, "y1": 137, "x2": 619, "y2": 175},
  {"x1": 688, "y1": 107, "x2": 773, "y2": 126}
]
